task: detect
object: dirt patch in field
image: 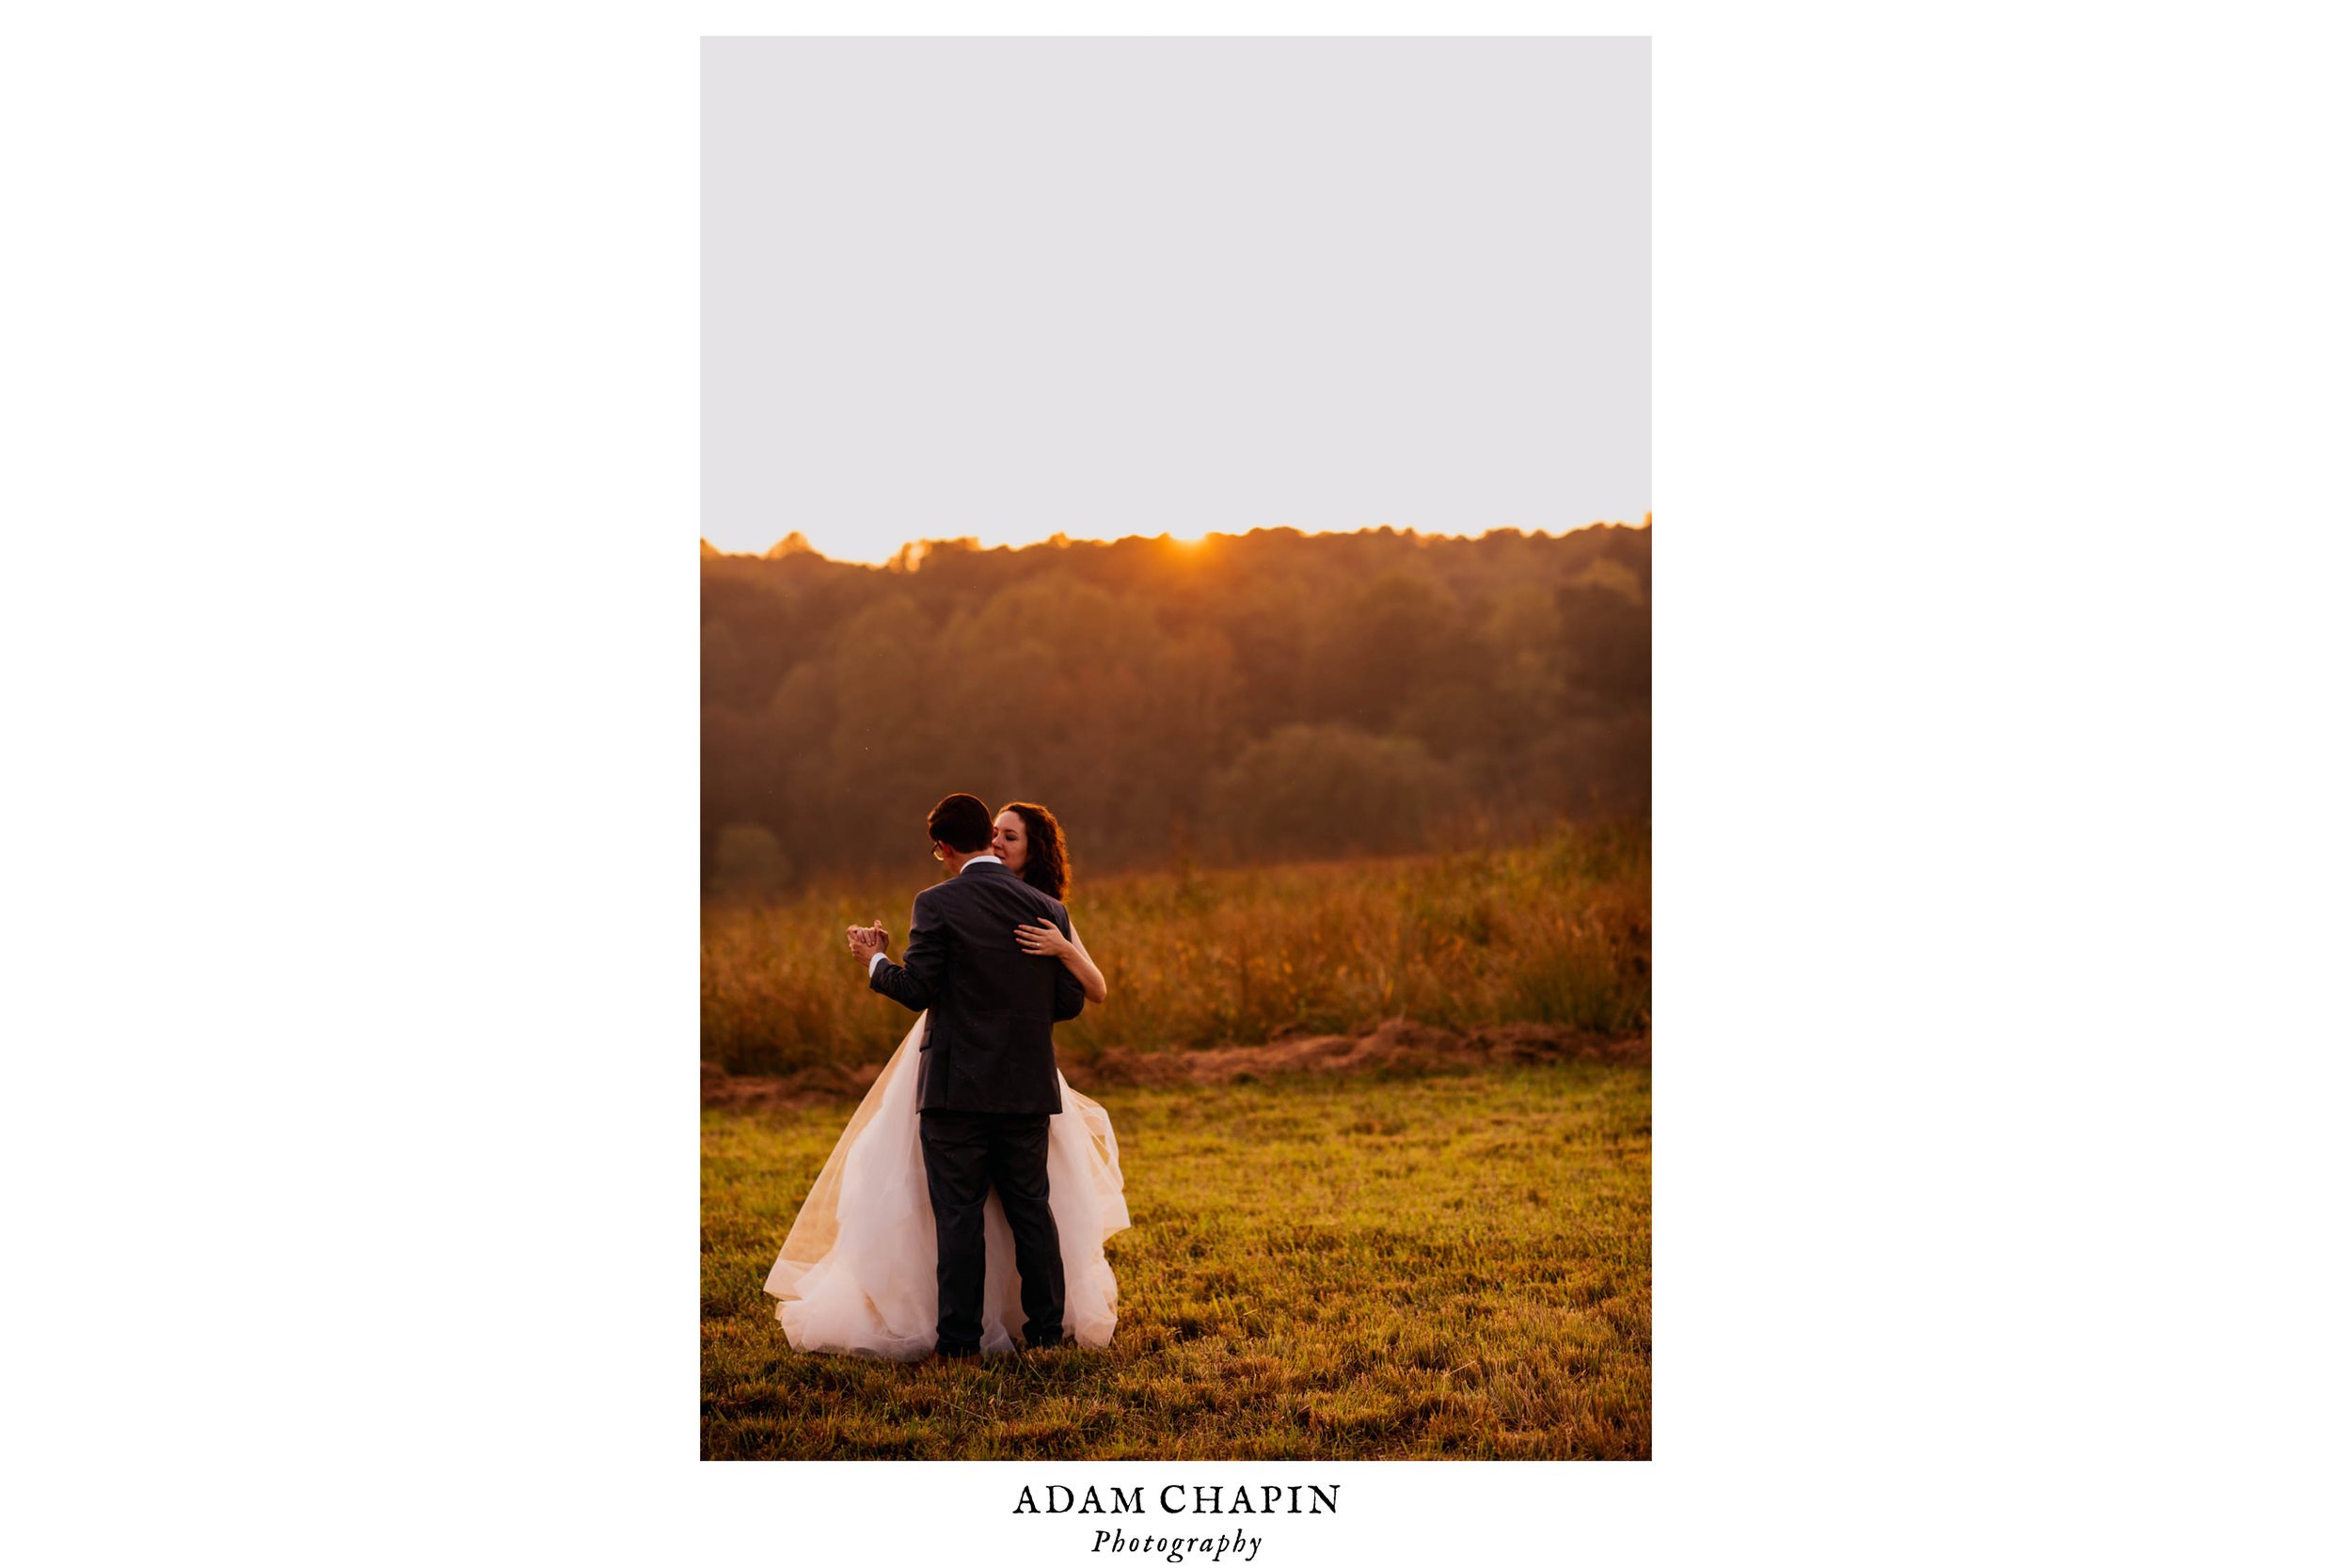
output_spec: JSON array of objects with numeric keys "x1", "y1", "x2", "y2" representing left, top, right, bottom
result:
[
  {"x1": 700, "y1": 1057, "x2": 883, "y2": 1112},
  {"x1": 702, "y1": 1019, "x2": 1646, "y2": 1108},
  {"x1": 1079, "y1": 1017, "x2": 1646, "y2": 1089}
]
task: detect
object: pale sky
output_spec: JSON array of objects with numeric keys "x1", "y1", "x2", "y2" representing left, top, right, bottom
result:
[{"x1": 703, "y1": 38, "x2": 1648, "y2": 563}]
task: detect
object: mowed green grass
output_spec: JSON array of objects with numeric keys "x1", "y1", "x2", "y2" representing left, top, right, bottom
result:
[{"x1": 702, "y1": 1062, "x2": 1649, "y2": 1460}]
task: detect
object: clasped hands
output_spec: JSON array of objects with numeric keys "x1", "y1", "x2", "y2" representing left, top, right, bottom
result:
[{"x1": 845, "y1": 923, "x2": 889, "y2": 965}]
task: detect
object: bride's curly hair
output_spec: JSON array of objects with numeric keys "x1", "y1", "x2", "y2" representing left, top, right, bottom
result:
[{"x1": 1000, "y1": 800, "x2": 1073, "y2": 901}]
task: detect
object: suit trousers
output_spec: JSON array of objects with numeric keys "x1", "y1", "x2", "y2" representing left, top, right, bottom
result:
[{"x1": 917, "y1": 1108, "x2": 1066, "y2": 1354}]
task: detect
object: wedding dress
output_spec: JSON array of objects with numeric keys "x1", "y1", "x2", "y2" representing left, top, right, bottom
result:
[{"x1": 763, "y1": 1012, "x2": 1130, "y2": 1358}]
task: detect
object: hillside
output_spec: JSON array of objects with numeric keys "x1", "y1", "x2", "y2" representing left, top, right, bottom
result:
[{"x1": 703, "y1": 523, "x2": 1648, "y2": 885}]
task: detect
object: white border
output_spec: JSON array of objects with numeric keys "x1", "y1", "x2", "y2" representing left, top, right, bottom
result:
[{"x1": 8, "y1": 5, "x2": 2346, "y2": 1564}]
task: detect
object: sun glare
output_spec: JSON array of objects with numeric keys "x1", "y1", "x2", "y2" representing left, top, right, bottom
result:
[{"x1": 710, "y1": 518, "x2": 1650, "y2": 565}]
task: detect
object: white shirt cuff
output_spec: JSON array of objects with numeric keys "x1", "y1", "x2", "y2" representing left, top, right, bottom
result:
[{"x1": 867, "y1": 951, "x2": 886, "y2": 976}]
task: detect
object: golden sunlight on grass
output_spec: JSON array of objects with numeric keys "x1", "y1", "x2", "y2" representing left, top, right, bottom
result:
[
  {"x1": 702, "y1": 1062, "x2": 1650, "y2": 1459},
  {"x1": 701, "y1": 823, "x2": 1650, "y2": 1077},
  {"x1": 700, "y1": 824, "x2": 1652, "y2": 1461}
]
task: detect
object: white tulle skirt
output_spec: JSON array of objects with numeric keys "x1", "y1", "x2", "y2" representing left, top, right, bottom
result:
[{"x1": 762, "y1": 1013, "x2": 1131, "y2": 1359}]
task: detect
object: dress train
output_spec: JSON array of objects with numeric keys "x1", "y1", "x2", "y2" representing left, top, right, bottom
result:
[{"x1": 762, "y1": 1013, "x2": 1129, "y2": 1358}]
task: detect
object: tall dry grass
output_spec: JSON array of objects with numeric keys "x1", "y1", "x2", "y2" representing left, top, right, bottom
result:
[{"x1": 702, "y1": 821, "x2": 1647, "y2": 1076}]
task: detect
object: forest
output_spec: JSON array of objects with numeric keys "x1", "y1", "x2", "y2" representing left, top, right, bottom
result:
[{"x1": 701, "y1": 521, "x2": 1649, "y2": 890}]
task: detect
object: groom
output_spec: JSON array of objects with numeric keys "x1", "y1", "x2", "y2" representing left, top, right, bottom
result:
[{"x1": 848, "y1": 793, "x2": 1087, "y2": 1358}]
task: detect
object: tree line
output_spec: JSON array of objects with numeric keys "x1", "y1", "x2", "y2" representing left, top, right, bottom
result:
[{"x1": 702, "y1": 522, "x2": 1649, "y2": 891}]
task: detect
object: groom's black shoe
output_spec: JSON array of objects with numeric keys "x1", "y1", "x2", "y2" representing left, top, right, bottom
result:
[
  {"x1": 933, "y1": 1341, "x2": 981, "y2": 1361},
  {"x1": 1022, "y1": 1334, "x2": 1067, "y2": 1353}
]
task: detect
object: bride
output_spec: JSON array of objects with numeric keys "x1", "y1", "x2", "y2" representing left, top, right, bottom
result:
[{"x1": 762, "y1": 801, "x2": 1129, "y2": 1359}]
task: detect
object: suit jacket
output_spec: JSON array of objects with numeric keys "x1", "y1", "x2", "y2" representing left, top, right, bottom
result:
[{"x1": 868, "y1": 859, "x2": 1085, "y2": 1115}]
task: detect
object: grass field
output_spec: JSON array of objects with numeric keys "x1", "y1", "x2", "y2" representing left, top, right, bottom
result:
[
  {"x1": 702, "y1": 1061, "x2": 1649, "y2": 1460},
  {"x1": 702, "y1": 822, "x2": 1649, "y2": 1076}
]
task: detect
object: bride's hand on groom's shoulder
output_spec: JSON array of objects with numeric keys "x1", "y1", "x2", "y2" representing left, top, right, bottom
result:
[{"x1": 1014, "y1": 921, "x2": 1072, "y2": 959}]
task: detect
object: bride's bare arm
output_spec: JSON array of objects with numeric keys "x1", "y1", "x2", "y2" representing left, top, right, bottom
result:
[{"x1": 1016, "y1": 915, "x2": 1108, "y2": 1004}]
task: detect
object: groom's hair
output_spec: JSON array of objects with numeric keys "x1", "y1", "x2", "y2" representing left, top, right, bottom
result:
[{"x1": 926, "y1": 793, "x2": 994, "y2": 854}]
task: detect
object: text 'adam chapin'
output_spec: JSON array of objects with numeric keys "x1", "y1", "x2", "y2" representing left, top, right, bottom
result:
[{"x1": 1013, "y1": 1484, "x2": 1340, "y2": 1563}]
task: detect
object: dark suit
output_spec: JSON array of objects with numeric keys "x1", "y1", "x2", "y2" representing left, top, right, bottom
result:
[{"x1": 868, "y1": 858, "x2": 1084, "y2": 1353}]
